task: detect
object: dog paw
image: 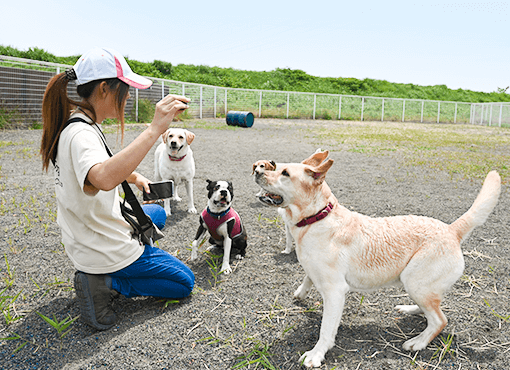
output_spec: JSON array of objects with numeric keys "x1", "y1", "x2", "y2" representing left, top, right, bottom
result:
[
  {"x1": 395, "y1": 305, "x2": 423, "y2": 316},
  {"x1": 172, "y1": 196, "x2": 182, "y2": 202},
  {"x1": 221, "y1": 265, "x2": 232, "y2": 275},
  {"x1": 235, "y1": 254, "x2": 244, "y2": 260},
  {"x1": 281, "y1": 248, "x2": 293, "y2": 254},
  {"x1": 293, "y1": 285, "x2": 308, "y2": 300},
  {"x1": 190, "y1": 252, "x2": 198, "y2": 261},
  {"x1": 188, "y1": 207, "x2": 197, "y2": 214},
  {"x1": 403, "y1": 334, "x2": 429, "y2": 351},
  {"x1": 299, "y1": 349, "x2": 325, "y2": 368}
]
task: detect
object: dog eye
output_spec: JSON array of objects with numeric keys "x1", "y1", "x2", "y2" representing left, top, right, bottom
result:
[{"x1": 282, "y1": 170, "x2": 290, "y2": 177}]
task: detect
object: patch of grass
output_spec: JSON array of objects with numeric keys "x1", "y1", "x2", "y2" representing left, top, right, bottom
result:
[
  {"x1": 311, "y1": 122, "x2": 510, "y2": 183},
  {"x1": 483, "y1": 299, "x2": 510, "y2": 322},
  {"x1": 36, "y1": 312, "x2": 79, "y2": 350}
]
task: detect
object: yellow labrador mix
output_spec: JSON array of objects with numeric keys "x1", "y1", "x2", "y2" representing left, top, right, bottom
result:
[
  {"x1": 253, "y1": 150, "x2": 501, "y2": 368},
  {"x1": 154, "y1": 128, "x2": 196, "y2": 216}
]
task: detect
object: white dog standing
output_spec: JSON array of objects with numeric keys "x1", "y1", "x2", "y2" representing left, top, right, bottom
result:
[
  {"x1": 154, "y1": 128, "x2": 197, "y2": 215},
  {"x1": 254, "y1": 150, "x2": 501, "y2": 368}
]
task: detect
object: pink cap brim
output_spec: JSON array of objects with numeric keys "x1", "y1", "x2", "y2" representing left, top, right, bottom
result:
[{"x1": 115, "y1": 56, "x2": 153, "y2": 89}]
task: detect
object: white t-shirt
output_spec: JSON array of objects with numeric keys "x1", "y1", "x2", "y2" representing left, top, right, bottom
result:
[{"x1": 54, "y1": 113, "x2": 144, "y2": 274}]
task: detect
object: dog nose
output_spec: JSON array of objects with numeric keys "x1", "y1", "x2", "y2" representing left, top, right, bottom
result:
[{"x1": 220, "y1": 190, "x2": 227, "y2": 197}]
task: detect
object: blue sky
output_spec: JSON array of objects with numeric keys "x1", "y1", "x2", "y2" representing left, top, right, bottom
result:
[{"x1": 2, "y1": 0, "x2": 508, "y2": 93}]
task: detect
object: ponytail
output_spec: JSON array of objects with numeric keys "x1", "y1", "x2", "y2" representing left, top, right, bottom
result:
[{"x1": 40, "y1": 71, "x2": 80, "y2": 171}]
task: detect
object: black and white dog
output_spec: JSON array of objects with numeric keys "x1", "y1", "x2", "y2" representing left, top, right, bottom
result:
[{"x1": 191, "y1": 180, "x2": 247, "y2": 274}]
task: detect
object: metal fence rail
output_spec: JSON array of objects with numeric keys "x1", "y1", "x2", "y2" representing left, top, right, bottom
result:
[
  {"x1": 1, "y1": 55, "x2": 509, "y2": 127},
  {"x1": 470, "y1": 102, "x2": 510, "y2": 127}
]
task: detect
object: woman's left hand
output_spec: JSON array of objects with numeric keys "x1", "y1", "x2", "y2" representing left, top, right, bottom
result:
[{"x1": 129, "y1": 172, "x2": 151, "y2": 193}]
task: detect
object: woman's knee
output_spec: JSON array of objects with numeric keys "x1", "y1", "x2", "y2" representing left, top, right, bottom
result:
[{"x1": 141, "y1": 203, "x2": 166, "y2": 230}]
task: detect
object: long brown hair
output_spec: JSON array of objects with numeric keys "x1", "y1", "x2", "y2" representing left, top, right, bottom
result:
[{"x1": 40, "y1": 74, "x2": 130, "y2": 171}]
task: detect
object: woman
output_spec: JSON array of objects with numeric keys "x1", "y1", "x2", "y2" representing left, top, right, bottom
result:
[{"x1": 40, "y1": 47, "x2": 194, "y2": 330}]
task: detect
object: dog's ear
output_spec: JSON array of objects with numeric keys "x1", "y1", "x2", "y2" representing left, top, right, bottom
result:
[
  {"x1": 206, "y1": 179, "x2": 213, "y2": 189},
  {"x1": 305, "y1": 159, "x2": 334, "y2": 183},
  {"x1": 301, "y1": 150, "x2": 329, "y2": 167},
  {"x1": 161, "y1": 130, "x2": 170, "y2": 144},
  {"x1": 228, "y1": 181, "x2": 234, "y2": 198},
  {"x1": 185, "y1": 130, "x2": 195, "y2": 145},
  {"x1": 269, "y1": 160, "x2": 276, "y2": 170}
]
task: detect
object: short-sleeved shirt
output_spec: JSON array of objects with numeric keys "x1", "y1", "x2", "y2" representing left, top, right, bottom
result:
[{"x1": 54, "y1": 113, "x2": 144, "y2": 274}]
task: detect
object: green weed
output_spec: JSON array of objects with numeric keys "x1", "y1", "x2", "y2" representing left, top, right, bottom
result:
[{"x1": 36, "y1": 311, "x2": 79, "y2": 349}]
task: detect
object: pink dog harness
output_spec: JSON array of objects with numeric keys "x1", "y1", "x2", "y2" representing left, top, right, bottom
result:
[{"x1": 201, "y1": 207, "x2": 243, "y2": 241}]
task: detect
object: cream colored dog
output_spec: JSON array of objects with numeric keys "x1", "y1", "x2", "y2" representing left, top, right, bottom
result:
[
  {"x1": 254, "y1": 150, "x2": 501, "y2": 368},
  {"x1": 154, "y1": 128, "x2": 196, "y2": 215}
]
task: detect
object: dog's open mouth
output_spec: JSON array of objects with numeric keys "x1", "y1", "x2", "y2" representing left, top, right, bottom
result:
[
  {"x1": 214, "y1": 199, "x2": 229, "y2": 206},
  {"x1": 258, "y1": 192, "x2": 283, "y2": 206}
]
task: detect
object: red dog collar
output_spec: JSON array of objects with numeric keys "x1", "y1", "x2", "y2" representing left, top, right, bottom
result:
[
  {"x1": 169, "y1": 154, "x2": 186, "y2": 162},
  {"x1": 296, "y1": 202, "x2": 333, "y2": 227}
]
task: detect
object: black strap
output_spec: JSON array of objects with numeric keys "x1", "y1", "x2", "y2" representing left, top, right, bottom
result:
[{"x1": 67, "y1": 117, "x2": 152, "y2": 229}]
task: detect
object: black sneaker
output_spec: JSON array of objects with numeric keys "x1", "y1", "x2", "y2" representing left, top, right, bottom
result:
[{"x1": 74, "y1": 272, "x2": 117, "y2": 330}]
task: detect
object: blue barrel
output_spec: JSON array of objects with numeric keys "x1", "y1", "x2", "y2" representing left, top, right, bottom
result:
[{"x1": 226, "y1": 111, "x2": 254, "y2": 127}]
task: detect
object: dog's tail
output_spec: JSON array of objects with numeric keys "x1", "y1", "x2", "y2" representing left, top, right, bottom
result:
[{"x1": 450, "y1": 171, "x2": 501, "y2": 244}]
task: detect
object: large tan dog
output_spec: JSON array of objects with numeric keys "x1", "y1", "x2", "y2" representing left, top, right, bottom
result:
[{"x1": 253, "y1": 150, "x2": 501, "y2": 368}]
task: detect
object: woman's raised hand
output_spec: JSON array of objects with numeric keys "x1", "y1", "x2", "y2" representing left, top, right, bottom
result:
[{"x1": 151, "y1": 94, "x2": 189, "y2": 135}]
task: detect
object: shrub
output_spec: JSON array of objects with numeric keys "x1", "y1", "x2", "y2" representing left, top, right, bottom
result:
[
  {"x1": 134, "y1": 99, "x2": 155, "y2": 123},
  {"x1": 0, "y1": 103, "x2": 23, "y2": 129}
]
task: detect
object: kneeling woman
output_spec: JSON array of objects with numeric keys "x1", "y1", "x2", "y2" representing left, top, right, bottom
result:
[{"x1": 40, "y1": 47, "x2": 194, "y2": 330}]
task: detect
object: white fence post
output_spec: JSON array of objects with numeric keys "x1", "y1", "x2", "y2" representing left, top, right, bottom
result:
[
  {"x1": 214, "y1": 87, "x2": 217, "y2": 118},
  {"x1": 225, "y1": 90, "x2": 228, "y2": 116},
  {"x1": 454, "y1": 102, "x2": 457, "y2": 123},
  {"x1": 489, "y1": 104, "x2": 493, "y2": 126},
  {"x1": 361, "y1": 97, "x2": 364, "y2": 121},
  {"x1": 381, "y1": 98, "x2": 385, "y2": 121},
  {"x1": 162, "y1": 81, "x2": 165, "y2": 99},
  {"x1": 402, "y1": 100, "x2": 406, "y2": 122},
  {"x1": 499, "y1": 104, "x2": 503, "y2": 127},
  {"x1": 135, "y1": 88, "x2": 139, "y2": 122},
  {"x1": 421, "y1": 101, "x2": 424, "y2": 123},
  {"x1": 338, "y1": 96, "x2": 342, "y2": 120},
  {"x1": 182, "y1": 83, "x2": 185, "y2": 96},
  {"x1": 259, "y1": 91, "x2": 262, "y2": 118},
  {"x1": 200, "y1": 86, "x2": 203, "y2": 119},
  {"x1": 437, "y1": 102, "x2": 440, "y2": 124},
  {"x1": 286, "y1": 93, "x2": 290, "y2": 119},
  {"x1": 313, "y1": 94, "x2": 316, "y2": 120},
  {"x1": 480, "y1": 105, "x2": 484, "y2": 125}
]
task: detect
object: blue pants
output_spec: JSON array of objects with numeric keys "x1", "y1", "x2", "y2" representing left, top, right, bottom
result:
[{"x1": 109, "y1": 204, "x2": 195, "y2": 299}]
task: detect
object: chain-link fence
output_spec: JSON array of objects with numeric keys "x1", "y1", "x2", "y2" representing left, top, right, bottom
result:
[
  {"x1": 1, "y1": 55, "x2": 509, "y2": 127},
  {"x1": 470, "y1": 102, "x2": 510, "y2": 127}
]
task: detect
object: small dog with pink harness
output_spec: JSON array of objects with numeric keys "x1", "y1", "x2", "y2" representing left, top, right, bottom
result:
[{"x1": 190, "y1": 180, "x2": 247, "y2": 274}]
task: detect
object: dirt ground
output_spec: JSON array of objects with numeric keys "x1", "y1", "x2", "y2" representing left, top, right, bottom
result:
[{"x1": 0, "y1": 118, "x2": 509, "y2": 370}]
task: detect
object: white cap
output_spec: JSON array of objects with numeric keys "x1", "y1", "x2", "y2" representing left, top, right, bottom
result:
[{"x1": 73, "y1": 47, "x2": 153, "y2": 89}]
